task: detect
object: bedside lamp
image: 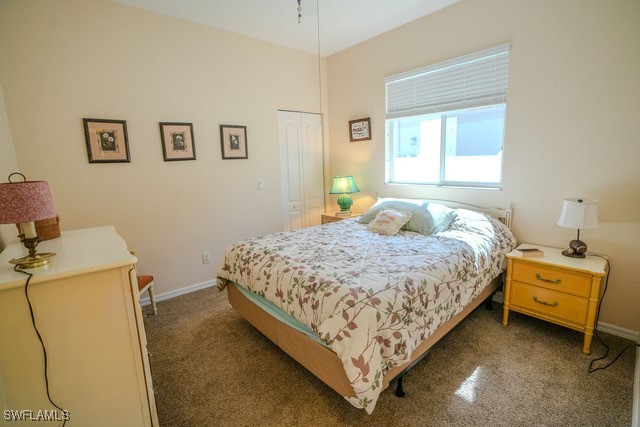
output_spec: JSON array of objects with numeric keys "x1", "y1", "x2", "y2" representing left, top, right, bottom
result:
[
  {"x1": 0, "y1": 173, "x2": 57, "y2": 268},
  {"x1": 329, "y1": 175, "x2": 360, "y2": 217},
  {"x1": 557, "y1": 198, "x2": 598, "y2": 258}
]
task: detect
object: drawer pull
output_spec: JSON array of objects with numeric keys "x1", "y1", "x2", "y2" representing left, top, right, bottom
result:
[
  {"x1": 535, "y1": 273, "x2": 561, "y2": 284},
  {"x1": 533, "y1": 296, "x2": 559, "y2": 307}
]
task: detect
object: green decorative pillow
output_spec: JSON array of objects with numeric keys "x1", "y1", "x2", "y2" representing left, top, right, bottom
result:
[{"x1": 358, "y1": 200, "x2": 455, "y2": 235}]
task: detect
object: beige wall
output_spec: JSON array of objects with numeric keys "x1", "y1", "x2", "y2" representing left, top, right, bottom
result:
[
  {"x1": 327, "y1": 0, "x2": 640, "y2": 332},
  {"x1": 0, "y1": 82, "x2": 20, "y2": 250},
  {"x1": 0, "y1": 0, "x2": 325, "y2": 294}
]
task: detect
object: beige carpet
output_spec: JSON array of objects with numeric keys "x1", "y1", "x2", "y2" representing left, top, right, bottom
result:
[{"x1": 144, "y1": 286, "x2": 634, "y2": 426}]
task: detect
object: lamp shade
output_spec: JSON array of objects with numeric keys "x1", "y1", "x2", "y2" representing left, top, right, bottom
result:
[
  {"x1": 0, "y1": 180, "x2": 56, "y2": 224},
  {"x1": 557, "y1": 198, "x2": 598, "y2": 230},
  {"x1": 329, "y1": 176, "x2": 360, "y2": 194}
]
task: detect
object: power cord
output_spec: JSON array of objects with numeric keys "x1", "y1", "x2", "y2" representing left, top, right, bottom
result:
[
  {"x1": 585, "y1": 254, "x2": 634, "y2": 373},
  {"x1": 13, "y1": 265, "x2": 68, "y2": 426}
]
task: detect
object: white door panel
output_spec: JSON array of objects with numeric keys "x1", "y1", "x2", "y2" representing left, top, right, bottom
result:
[
  {"x1": 285, "y1": 122, "x2": 302, "y2": 208},
  {"x1": 288, "y1": 211, "x2": 303, "y2": 230},
  {"x1": 279, "y1": 111, "x2": 324, "y2": 230},
  {"x1": 301, "y1": 115, "x2": 323, "y2": 227}
]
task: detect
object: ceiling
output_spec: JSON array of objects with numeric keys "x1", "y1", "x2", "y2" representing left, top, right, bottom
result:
[{"x1": 114, "y1": 0, "x2": 460, "y2": 56}]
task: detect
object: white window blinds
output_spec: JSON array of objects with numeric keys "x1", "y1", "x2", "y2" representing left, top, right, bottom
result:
[{"x1": 385, "y1": 44, "x2": 510, "y2": 119}]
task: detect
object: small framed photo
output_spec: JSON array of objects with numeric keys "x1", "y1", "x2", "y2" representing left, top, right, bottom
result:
[
  {"x1": 159, "y1": 122, "x2": 196, "y2": 161},
  {"x1": 220, "y1": 125, "x2": 248, "y2": 159},
  {"x1": 349, "y1": 117, "x2": 371, "y2": 142},
  {"x1": 83, "y1": 118, "x2": 130, "y2": 163}
]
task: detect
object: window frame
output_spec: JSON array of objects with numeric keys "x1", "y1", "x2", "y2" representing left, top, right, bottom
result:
[{"x1": 385, "y1": 105, "x2": 506, "y2": 189}]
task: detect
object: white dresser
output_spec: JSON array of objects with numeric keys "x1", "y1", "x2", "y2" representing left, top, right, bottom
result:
[{"x1": 0, "y1": 226, "x2": 158, "y2": 426}]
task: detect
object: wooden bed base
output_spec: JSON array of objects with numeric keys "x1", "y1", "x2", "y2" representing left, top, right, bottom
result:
[{"x1": 226, "y1": 274, "x2": 503, "y2": 398}]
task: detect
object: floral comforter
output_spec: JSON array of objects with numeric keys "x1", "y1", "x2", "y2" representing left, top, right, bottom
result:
[{"x1": 217, "y1": 209, "x2": 516, "y2": 413}]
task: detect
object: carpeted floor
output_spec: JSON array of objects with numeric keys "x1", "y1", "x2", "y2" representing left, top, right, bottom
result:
[{"x1": 144, "y1": 286, "x2": 634, "y2": 426}]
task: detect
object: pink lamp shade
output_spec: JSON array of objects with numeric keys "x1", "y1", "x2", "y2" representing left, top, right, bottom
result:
[{"x1": 0, "y1": 180, "x2": 56, "y2": 224}]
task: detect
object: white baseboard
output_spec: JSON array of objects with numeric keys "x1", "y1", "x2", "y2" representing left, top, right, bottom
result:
[
  {"x1": 140, "y1": 279, "x2": 217, "y2": 306},
  {"x1": 597, "y1": 321, "x2": 640, "y2": 341}
]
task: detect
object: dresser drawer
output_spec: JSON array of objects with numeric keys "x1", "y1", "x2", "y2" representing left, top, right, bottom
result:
[
  {"x1": 510, "y1": 282, "x2": 588, "y2": 325},
  {"x1": 511, "y1": 261, "x2": 591, "y2": 298}
]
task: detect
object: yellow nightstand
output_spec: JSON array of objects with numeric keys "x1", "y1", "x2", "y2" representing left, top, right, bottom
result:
[
  {"x1": 502, "y1": 245, "x2": 608, "y2": 354},
  {"x1": 321, "y1": 213, "x2": 359, "y2": 224}
]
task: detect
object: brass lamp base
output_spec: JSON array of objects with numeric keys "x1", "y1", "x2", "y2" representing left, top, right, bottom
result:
[
  {"x1": 9, "y1": 235, "x2": 57, "y2": 269},
  {"x1": 9, "y1": 252, "x2": 57, "y2": 269}
]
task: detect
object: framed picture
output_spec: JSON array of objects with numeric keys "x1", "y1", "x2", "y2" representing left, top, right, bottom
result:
[
  {"x1": 159, "y1": 122, "x2": 196, "y2": 161},
  {"x1": 83, "y1": 118, "x2": 130, "y2": 163},
  {"x1": 349, "y1": 117, "x2": 371, "y2": 142},
  {"x1": 220, "y1": 125, "x2": 248, "y2": 159}
]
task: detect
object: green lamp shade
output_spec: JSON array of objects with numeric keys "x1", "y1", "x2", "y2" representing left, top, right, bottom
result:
[
  {"x1": 329, "y1": 176, "x2": 360, "y2": 194},
  {"x1": 329, "y1": 176, "x2": 359, "y2": 213}
]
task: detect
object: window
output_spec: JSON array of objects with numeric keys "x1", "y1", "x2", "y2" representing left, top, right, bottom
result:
[{"x1": 385, "y1": 45, "x2": 510, "y2": 188}]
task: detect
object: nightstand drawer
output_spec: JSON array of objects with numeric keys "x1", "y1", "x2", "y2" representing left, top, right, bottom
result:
[
  {"x1": 511, "y1": 262, "x2": 591, "y2": 298},
  {"x1": 321, "y1": 215, "x2": 341, "y2": 224},
  {"x1": 511, "y1": 282, "x2": 588, "y2": 325},
  {"x1": 321, "y1": 213, "x2": 359, "y2": 224}
]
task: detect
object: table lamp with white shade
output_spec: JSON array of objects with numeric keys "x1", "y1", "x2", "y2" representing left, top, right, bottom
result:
[{"x1": 557, "y1": 198, "x2": 599, "y2": 258}]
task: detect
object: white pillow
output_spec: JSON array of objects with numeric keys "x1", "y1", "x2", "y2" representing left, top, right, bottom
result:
[{"x1": 367, "y1": 209, "x2": 413, "y2": 236}]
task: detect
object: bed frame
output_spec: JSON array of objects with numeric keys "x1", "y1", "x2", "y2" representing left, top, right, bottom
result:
[
  {"x1": 222, "y1": 199, "x2": 513, "y2": 401},
  {"x1": 226, "y1": 275, "x2": 502, "y2": 398}
]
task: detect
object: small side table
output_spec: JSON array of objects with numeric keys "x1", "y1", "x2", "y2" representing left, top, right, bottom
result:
[
  {"x1": 502, "y1": 244, "x2": 608, "y2": 354},
  {"x1": 321, "y1": 213, "x2": 359, "y2": 224}
]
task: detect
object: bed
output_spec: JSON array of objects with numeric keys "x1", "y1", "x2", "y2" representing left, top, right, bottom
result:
[{"x1": 216, "y1": 199, "x2": 516, "y2": 413}]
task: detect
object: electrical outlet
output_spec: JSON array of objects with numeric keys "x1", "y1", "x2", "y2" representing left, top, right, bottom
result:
[{"x1": 202, "y1": 251, "x2": 211, "y2": 264}]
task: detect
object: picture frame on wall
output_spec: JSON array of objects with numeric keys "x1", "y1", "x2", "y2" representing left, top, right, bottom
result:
[
  {"x1": 220, "y1": 125, "x2": 248, "y2": 159},
  {"x1": 83, "y1": 118, "x2": 130, "y2": 163},
  {"x1": 159, "y1": 122, "x2": 196, "y2": 161},
  {"x1": 349, "y1": 117, "x2": 371, "y2": 142}
]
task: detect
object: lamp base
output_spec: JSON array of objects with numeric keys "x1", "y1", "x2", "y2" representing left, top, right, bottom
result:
[
  {"x1": 561, "y1": 239, "x2": 588, "y2": 258},
  {"x1": 9, "y1": 252, "x2": 57, "y2": 269},
  {"x1": 561, "y1": 249, "x2": 586, "y2": 258},
  {"x1": 336, "y1": 194, "x2": 354, "y2": 213}
]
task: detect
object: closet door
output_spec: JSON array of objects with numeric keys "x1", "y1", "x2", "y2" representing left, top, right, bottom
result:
[{"x1": 278, "y1": 111, "x2": 324, "y2": 231}]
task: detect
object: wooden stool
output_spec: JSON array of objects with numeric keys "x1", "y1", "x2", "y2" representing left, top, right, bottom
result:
[{"x1": 137, "y1": 274, "x2": 157, "y2": 315}]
